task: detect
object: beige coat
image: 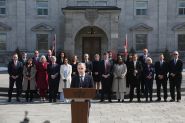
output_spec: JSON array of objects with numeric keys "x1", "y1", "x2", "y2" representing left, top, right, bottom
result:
[
  {"x1": 22, "y1": 65, "x2": 36, "y2": 91},
  {"x1": 112, "y1": 63, "x2": 127, "y2": 93},
  {"x1": 58, "y1": 64, "x2": 72, "y2": 92}
]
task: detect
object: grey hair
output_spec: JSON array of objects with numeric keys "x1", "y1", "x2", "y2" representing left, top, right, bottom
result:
[
  {"x1": 40, "y1": 55, "x2": 46, "y2": 62},
  {"x1": 77, "y1": 62, "x2": 86, "y2": 68}
]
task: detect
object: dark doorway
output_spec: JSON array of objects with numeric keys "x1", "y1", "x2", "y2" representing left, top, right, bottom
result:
[{"x1": 82, "y1": 37, "x2": 101, "y2": 60}]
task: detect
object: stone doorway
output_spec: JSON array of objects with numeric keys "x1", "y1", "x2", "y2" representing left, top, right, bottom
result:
[
  {"x1": 75, "y1": 26, "x2": 108, "y2": 60},
  {"x1": 82, "y1": 37, "x2": 101, "y2": 60}
]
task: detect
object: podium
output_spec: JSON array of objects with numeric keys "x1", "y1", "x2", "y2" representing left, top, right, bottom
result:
[{"x1": 63, "y1": 88, "x2": 96, "y2": 123}]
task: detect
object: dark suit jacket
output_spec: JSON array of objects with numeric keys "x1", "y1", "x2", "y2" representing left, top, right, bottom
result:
[
  {"x1": 143, "y1": 64, "x2": 155, "y2": 81},
  {"x1": 47, "y1": 63, "x2": 60, "y2": 82},
  {"x1": 154, "y1": 61, "x2": 168, "y2": 81},
  {"x1": 138, "y1": 55, "x2": 150, "y2": 67},
  {"x1": 99, "y1": 60, "x2": 113, "y2": 76},
  {"x1": 129, "y1": 61, "x2": 143, "y2": 81},
  {"x1": 168, "y1": 59, "x2": 183, "y2": 81},
  {"x1": 71, "y1": 74, "x2": 94, "y2": 88},
  {"x1": 8, "y1": 60, "x2": 23, "y2": 80},
  {"x1": 83, "y1": 61, "x2": 93, "y2": 74}
]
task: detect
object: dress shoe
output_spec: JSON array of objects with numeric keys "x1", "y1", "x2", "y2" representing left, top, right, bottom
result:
[
  {"x1": 164, "y1": 99, "x2": 167, "y2": 102},
  {"x1": 16, "y1": 98, "x2": 20, "y2": 102},
  {"x1": 170, "y1": 99, "x2": 175, "y2": 102},
  {"x1": 138, "y1": 99, "x2": 141, "y2": 102},
  {"x1": 118, "y1": 99, "x2": 120, "y2": 102},
  {"x1": 108, "y1": 99, "x2": 112, "y2": 103},
  {"x1": 121, "y1": 99, "x2": 124, "y2": 102},
  {"x1": 8, "y1": 98, "x2": 11, "y2": 102},
  {"x1": 155, "y1": 98, "x2": 161, "y2": 102},
  {"x1": 100, "y1": 99, "x2": 104, "y2": 102},
  {"x1": 150, "y1": 98, "x2": 153, "y2": 102},
  {"x1": 146, "y1": 98, "x2": 148, "y2": 102},
  {"x1": 177, "y1": 100, "x2": 181, "y2": 102}
]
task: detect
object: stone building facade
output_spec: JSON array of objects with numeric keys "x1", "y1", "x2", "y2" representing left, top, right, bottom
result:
[{"x1": 0, "y1": 0, "x2": 185, "y2": 64}]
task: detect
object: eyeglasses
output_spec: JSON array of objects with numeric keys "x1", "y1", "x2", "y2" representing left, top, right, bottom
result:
[{"x1": 173, "y1": 54, "x2": 178, "y2": 55}]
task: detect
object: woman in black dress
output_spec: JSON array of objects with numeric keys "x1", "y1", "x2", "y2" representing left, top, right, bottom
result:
[
  {"x1": 71, "y1": 55, "x2": 79, "y2": 78},
  {"x1": 92, "y1": 54, "x2": 101, "y2": 94}
]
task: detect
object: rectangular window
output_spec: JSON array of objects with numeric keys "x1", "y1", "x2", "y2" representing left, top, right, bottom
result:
[
  {"x1": 77, "y1": 1, "x2": 89, "y2": 6},
  {"x1": 135, "y1": 34, "x2": 147, "y2": 51},
  {"x1": 36, "y1": 0, "x2": 48, "y2": 15},
  {"x1": 0, "y1": 0, "x2": 6, "y2": 15},
  {"x1": 178, "y1": 0, "x2": 185, "y2": 15},
  {"x1": 0, "y1": 33, "x2": 6, "y2": 50},
  {"x1": 135, "y1": 1, "x2": 148, "y2": 15},
  {"x1": 178, "y1": 34, "x2": 185, "y2": 51},
  {"x1": 37, "y1": 34, "x2": 48, "y2": 50},
  {"x1": 95, "y1": 1, "x2": 107, "y2": 6}
]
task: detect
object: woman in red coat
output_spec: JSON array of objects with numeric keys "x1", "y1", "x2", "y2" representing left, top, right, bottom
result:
[{"x1": 36, "y1": 55, "x2": 48, "y2": 101}]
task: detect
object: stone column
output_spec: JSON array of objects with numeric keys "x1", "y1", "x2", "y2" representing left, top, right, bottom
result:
[
  {"x1": 16, "y1": 0, "x2": 26, "y2": 50},
  {"x1": 158, "y1": 0, "x2": 168, "y2": 51}
]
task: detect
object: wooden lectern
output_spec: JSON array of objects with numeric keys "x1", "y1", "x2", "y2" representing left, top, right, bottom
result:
[{"x1": 63, "y1": 88, "x2": 96, "y2": 123}]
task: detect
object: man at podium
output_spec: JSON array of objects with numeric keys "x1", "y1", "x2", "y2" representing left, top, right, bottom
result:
[
  {"x1": 70, "y1": 63, "x2": 94, "y2": 123},
  {"x1": 71, "y1": 63, "x2": 94, "y2": 88}
]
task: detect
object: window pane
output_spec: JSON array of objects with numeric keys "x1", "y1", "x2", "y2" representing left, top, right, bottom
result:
[
  {"x1": 178, "y1": 34, "x2": 185, "y2": 51},
  {"x1": 0, "y1": 0, "x2": 5, "y2": 6},
  {"x1": 136, "y1": 34, "x2": 147, "y2": 51},
  {"x1": 37, "y1": 34, "x2": 48, "y2": 50},
  {"x1": 95, "y1": 1, "x2": 107, "y2": 6},
  {"x1": 43, "y1": 9, "x2": 48, "y2": 15},
  {"x1": 77, "y1": 1, "x2": 89, "y2": 6},
  {"x1": 0, "y1": 8, "x2": 6, "y2": 14},
  {"x1": 136, "y1": 1, "x2": 147, "y2": 9},
  {"x1": 178, "y1": 1, "x2": 185, "y2": 7},
  {"x1": 0, "y1": 33, "x2": 6, "y2": 50},
  {"x1": 37, "y1": 1, "x2": 48, "y2": 8},
  {"x1": 37, "y1": 8, "x2": 48, "y2": 15},
  {"x1": 179, "y1": 8, "x2": 184, "y2": 15}
]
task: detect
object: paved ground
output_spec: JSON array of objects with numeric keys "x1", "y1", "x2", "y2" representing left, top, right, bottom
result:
[{"x1": 1, "y1": 72, "x2": 185, "y2": 123}]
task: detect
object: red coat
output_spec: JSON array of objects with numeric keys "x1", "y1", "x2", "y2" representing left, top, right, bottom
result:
[{"x1": 36, "y1": 62, "x2": 48, "y2": 90}]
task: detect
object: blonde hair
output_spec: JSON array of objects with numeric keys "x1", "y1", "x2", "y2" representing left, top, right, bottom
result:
[{"x1": 146, "y1": 57, "x2": 152, "y2": 63}]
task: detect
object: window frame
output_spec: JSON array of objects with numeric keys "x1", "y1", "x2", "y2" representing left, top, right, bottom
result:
[
  {"x1": 36, "y1": 33, "x2": 49, "y2": 51},
  {"x1": 36, "y1": 0, "x2": 49, "y2": 16},
  {"x1": 0, "y1": 0, "x2": 6, "y2": 15},
  {"x1": 177, "y1": 34, "x2": 185, "y2": 51},
  {"x1": 135, "y1": 33, "x2": 148, "y2": 51},
  {"x1": 95, "y1": 1, "x2": 108, "y2": 6},
  {"x1": 135, "y1": 0, "x2": 148, "y2": 16},
  {"x1": 0, "y1": 32, "x2": 7, "y2": 51},
  {"x1": 178, "y1": 0, "x2": 185, "y2": 15},
  {"x1": 77, "y1": 0, "x2": 89, "y2": 6}
]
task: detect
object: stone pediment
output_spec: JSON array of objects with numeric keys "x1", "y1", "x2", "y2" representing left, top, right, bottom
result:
[
  {"x1": 0, "y1": 22, "x2": 12, "y2": 31},
  {"x1": 130, "y1": 23, "x2": 153, "y2": 31},
  {"x1": 31, "y1": 23, "x2": 54, "y2": 31},
  {"x1": 172, "y1": 22, "x2": 185, "y2": 31}
]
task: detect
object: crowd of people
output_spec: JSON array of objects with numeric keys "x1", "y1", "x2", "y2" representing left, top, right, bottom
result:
[{"x1": 7, "y1": 48, "x2": 183, "y2": 103}]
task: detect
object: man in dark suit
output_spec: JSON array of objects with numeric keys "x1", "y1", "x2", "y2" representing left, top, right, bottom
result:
[
  {"x1": 99, "y1": 52, "x2": 114, "y2": 102},
  {"x1": 46, "y1": 49, "x2": 52, "y2": 64},
  {"x1": 82, "y1": 53, "x2": 93, "y2": 76},
  {"x1": 8, "y1": 53, "x2": 23, "y2": 102},
  {"x1": 129, "y1": 54, "x2": 143, "y2": 102},
  {"x1": 138, "y1": 48, "x2": 150, "y2": 94},
  {"x1": 155, "y1": 54, "x2": 168, "y2": 102},
  {"x1": 71, "y1": 63, "x2": 94, "y2": 88},
  {"x1": 47, "y1": 56, "x2": 60, "y2": 102},
  {"x1": 32, "y1": 50, "x2": 40, "y2": 65},
  {"x1": 168, "y1": 51, "x2": 183, "y2": 102}
]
